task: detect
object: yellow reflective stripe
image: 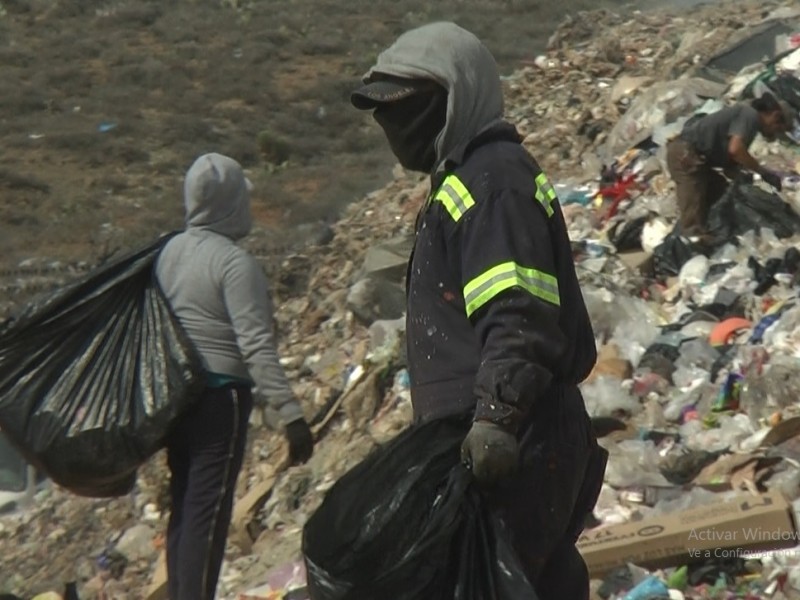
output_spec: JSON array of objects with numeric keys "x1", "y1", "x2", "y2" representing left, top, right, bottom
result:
[
  {"x1": 535, "y1": 172, "x2": 557, "y2": 218},
  {"x1": 434, "y1": 175, "x2": 476, "y2": 222},
  {"x1": 463, "y1": 261, "x2": 560, "y2": 317}
]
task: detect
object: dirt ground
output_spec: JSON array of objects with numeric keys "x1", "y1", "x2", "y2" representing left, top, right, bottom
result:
[{"x1": 0, "y1": 0, "x2": 684, "y2": 275}]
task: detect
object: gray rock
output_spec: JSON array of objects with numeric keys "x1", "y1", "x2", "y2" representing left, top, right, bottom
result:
[
  {"x1": 346, "y1": 276, "x2": 406, "y2": 325},
  {"x1": 115, "y1": 524, "x2": 155, "y2": 562},
  {"x1": 368, "y1": 318, "x2": 406, "y2": 365},
  {"x1": 358, "y1": 234, "x2": 414, "y2": 282}
]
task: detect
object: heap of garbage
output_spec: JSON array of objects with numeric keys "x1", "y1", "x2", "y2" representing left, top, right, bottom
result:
[{"x1": 4, "y1": 1, "x2": 800, "y2": 599}]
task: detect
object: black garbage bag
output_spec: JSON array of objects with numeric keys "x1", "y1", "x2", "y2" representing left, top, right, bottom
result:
[
  {"x1": 709, "y1": 181, "x2": 800, "y2": 244},
  {"x1": 767, "y1": 73, "x2": 800, "y2": 112},
  {"x1": 303, "y1": 417, "x2": 538, "y2": 600},
  {"x1": 609, "y1": 216, "x2": 648, "y2": 252},
  {"x1": 654, "y1": 179, "x2": 800, "y2": 280},
  {"x1": 652, "y1": 230, "x2": 699, "y2": 279},
  {"x1": 0, "y1": 234, "x2": 205, "y2": 497}
]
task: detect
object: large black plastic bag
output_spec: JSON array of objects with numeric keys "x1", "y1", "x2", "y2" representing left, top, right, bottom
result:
[
  {"x1": 653, "y1": 182, "x2": 800, "y2": 279},
  {"x1": 303, "y1": 417, "x2": 538, "y2": 600},
  {"x1": 709, "y1": 181, "x2": 800, "y2": 244},
  {"x1": 0, "y1": 234, "x2": 205, "y2": 497},
  {"x1": 652, "y1": 230, "x2": 698, "y2": 278}
]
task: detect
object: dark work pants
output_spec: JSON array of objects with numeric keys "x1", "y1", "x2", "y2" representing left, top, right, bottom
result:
[
  {"x1": 666, "y1": 138, "x2": 729, "y2": 236},
  {"x1": 166, "y1": 385, "x2": 253, "y2": 600},
  {"x1": 484, "y1": 386, "x2": 607, "y2": 600}
]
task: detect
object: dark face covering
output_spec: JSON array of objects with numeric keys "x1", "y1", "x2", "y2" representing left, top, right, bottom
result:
[{"x1": 373, "y1": 88, "x2": 448, "y2": 173}]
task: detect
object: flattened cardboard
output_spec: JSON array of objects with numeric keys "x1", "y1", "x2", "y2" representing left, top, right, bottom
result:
[
  {"x1": 617, "y1": 250, "x2": 654, "y2": 274},
  {"x1": 578, "y1": 491, "x2": 798, "y2": 577}
]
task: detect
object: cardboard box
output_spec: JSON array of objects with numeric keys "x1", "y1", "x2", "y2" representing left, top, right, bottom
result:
[
  {"x1": 578, "y1": 491, "x2": 799, "y2": 577},
  {"x1": 617, "y1": 250, "x2": 654, "y2": 275}
]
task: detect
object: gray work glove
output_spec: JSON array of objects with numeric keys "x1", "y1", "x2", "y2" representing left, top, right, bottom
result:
[
  {"x1": 761, "y1": 170, "x2": 783, "y2": 191},
  {"x1": 460, "y1": 421, "x2": 519, "y2": 486},
  {"x1": 285, "y1": 418, "x2": 314, "y2": 465}
]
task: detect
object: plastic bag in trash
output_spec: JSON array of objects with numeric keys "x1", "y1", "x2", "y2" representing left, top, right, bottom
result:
[
  {"x1": 302, "y1": 417, "x2": 538, "y2": 600},
  {"x1": 709, "y1": 181, "x2": 800, "y2": 245},
  {"x1": 766, "y1": 73, "x2": 800, "y2": 113},
  {"x1": 602, "y1": 440, "x2": 671, "y2": 488},
  {"x1": 0, "y1": 235, "x2": 205, "y2": 497},
  {"x1": 641, "y1": 218, "x2": 672, "y2": 254},
  {"x1": 678, "y1": 254, "x2": 710, "y2": 288},
  {"x1": 652, "y1": 230, "x2": 700, "y2": 279},
  {"x1": 609, "y1": 216, "x2": 648, "y2": 252},
  {"x1": 581, "y1": 376, "x2": 641, "y2": 419}
]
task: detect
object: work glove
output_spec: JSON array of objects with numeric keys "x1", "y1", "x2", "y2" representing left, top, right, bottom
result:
[
  {"x1": 460, "y1": 421, "x2": 519, "y2": 486},
  {"x1": 285, "y1": 418, "x2": 314, "y2": 465},
  {"x1": 761, "y1": 170, "x2": 783, "y2": 191}
]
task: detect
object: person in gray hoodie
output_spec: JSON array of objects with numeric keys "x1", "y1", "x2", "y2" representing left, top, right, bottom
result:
[
  {"x1": 351, "y1": 23, "x2": 605, "y2": 599},
  {"x1": 156, "y1": 153, "x2": 313, "y2": 600}
]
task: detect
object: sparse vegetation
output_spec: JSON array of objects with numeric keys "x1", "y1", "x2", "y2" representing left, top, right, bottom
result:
[
  {"x1": 257, "y1": 129, "x2": 293, "y2": 165},
  {"x1": 0, "y1": 0, "x2": 666, "y2": 284}
]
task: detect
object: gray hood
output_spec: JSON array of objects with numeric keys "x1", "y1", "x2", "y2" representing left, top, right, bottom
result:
[
  {"x1": 363, "y1": 22, "x2": 504, "y2": 168},
  {"x1": 184, "y1": 153, "x2": 253, "y2": 240}
]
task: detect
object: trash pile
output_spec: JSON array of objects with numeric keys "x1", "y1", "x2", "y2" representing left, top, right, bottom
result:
[{"x1": 4, "y1": 1, "x2": 800, "y2": 599}]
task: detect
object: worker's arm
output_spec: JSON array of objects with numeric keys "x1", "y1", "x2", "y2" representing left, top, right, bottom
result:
[
  {"x1": 728, "y1": 135, "x2": 767, "y2": 175},
  {"x1": 221, "y1": 249, "x2": 313, "y2": 463},
  {"x1": 220, "y1": 248, "x2": 305, "y2": 426},
  {"x1": 456, "y1": 190, "x2": 568, "y2": 436},
  {"x1": 728, "y1": 135, "x2": 782, "y2": 189}
]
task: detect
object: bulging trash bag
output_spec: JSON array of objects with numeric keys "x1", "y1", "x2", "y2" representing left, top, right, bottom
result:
[
  {"x1": 302, "y1": 417, "x2": 538, "y2": 600},
  {"x1": 652, "y1": 230, "x2": 699, "y2": 279},
  {"x1": 0, "y1": 234, "x2": 205, "y2": 497},
  {"x1": 709, "y1": 181, "x2": 800, "y2": 244},
  {"x1": 653, "y1": 180, "x2": 800, "y2": 280}
]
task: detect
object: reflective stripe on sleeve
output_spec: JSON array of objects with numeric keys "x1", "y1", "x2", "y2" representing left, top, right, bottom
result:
[
  {"x1": 534, "y1": 172, "x2": 557, "y2": 218},
  {"x1": 463, "y1": 261, "x2": 560, "y2": 317},
  {"x1": 434, "y1": 174, "x2": 476, "y2": 222}
]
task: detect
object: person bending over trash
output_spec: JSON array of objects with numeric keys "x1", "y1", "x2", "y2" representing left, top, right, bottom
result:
[
  {"x1": 155, "y1": 153, "x2": 314, "y2": 600},
  {"x1": 666, "y1": 94, "x2": 795, "y2": 237},
  {"x1": 351, "y1": 22, "x2": 607, "y2": 600}
]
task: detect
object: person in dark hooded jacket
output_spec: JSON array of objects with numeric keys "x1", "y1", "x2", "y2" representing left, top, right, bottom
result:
[
  {"x1": 351, "y1": 22, "x2": 607, "y2": 599},
  {"x1": 156, "y1": 153, "x2": 314, "y2": 600}
]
